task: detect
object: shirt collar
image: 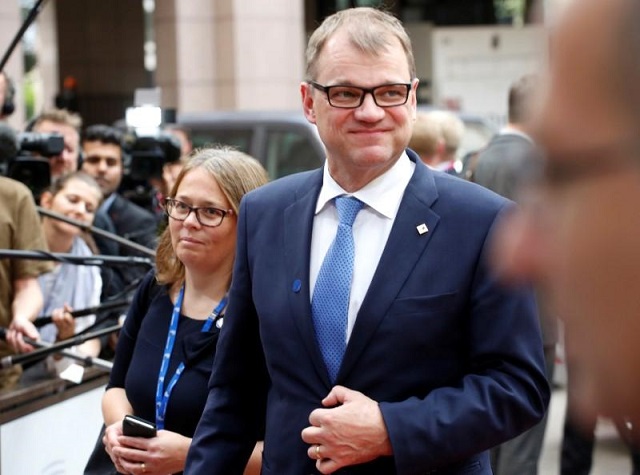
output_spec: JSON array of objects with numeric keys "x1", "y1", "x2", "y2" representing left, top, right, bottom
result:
[
  {"x1": 315, "y1": 151, "x2": 415, "y2": 219},
  {"x1": 99, "y1": 192, "x2": 117, "y2": 214},
  {"x1": 499, "y1": 126, "x2": 533, "y2": 143}
]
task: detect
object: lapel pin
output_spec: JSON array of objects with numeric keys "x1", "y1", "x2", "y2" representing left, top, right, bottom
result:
[
  {"x1": 292, "y1": 279, "x2": 302, "y2": 293},
  {"x1": 416, "y1": 223, "x2": 428, "y2": 235}
]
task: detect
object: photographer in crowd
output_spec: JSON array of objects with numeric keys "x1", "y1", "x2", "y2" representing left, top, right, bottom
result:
[{"x1": 30, "y1": 108, "x2": 82, "y2": 180}]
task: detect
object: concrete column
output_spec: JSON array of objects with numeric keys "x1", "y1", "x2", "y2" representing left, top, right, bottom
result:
[
  {"x1": 34, "y1": 1, "x2": 59, "y2": 117},
  {"x1": 155, "y1": 0, "x2": 305, "y2": 114},
  {"x1": 230, "y1": 0, "x2": 305, "y2": 110}
]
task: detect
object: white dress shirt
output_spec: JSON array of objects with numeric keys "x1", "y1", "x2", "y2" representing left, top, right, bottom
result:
[{"x1": 310, "y1": 152, "x2": 415, "y2": 340}]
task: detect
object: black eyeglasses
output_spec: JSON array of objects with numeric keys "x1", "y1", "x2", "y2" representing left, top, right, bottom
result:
[
  {"x1": 164, "y1": 198, "x2": 234, "y2": 228},
  {"x1": 309, "y1": 81, "x2": 412, "y2": 109}
]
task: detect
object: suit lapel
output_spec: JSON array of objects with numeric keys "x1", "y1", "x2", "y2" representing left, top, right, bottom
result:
[
  {"x1": 339, "y1": 156, "x2": 441, "y2": 381},
  {"x1": 283, "y1": 170, "x2": 333, "y2": 385}
]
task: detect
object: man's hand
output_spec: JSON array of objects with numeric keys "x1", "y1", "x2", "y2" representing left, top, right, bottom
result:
[
  {"x1": 301, "y1": 386, "x2": 393, "y2": 474},
  {"x1": 6, "y1": 317, "x2": 39, "y2": 353}
]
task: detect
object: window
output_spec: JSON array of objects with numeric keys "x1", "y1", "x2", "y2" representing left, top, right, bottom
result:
[
  {"x1": 266, "y1": 130, "x2": 323, "y2": 178},
  {"x1": 190, "y1": 128, "x2": 253, "y2": 154}
]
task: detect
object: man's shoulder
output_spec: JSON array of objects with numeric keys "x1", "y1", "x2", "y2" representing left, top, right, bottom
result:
[
  {"x1": 478, "y1": 133, "x2": 534, "y2": 159},
  {"x1": 432, "y1": 170, "x2": 510, "y2": 213},
  {"x1": 0, "y1": 176, "x2": 32, "y2": 200}
]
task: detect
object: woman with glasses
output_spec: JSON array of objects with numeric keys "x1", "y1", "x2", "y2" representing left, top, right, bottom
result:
[{"x1": 99, "y1": 146, "x2": 268, "y2": 475}]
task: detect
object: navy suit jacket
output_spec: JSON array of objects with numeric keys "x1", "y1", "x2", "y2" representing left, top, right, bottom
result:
[{"x1": 186, "y1": 150, "x2": 549, "y2": 475}]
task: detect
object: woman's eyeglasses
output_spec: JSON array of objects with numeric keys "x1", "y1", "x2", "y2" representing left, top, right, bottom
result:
[{"x1": 164, "y1": 198, "x2": 233, "y2": 227}]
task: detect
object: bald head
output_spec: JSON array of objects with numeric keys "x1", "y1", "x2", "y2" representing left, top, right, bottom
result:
[{"x1": 535, "y1": 0, "x2": 640, "y2": 152}]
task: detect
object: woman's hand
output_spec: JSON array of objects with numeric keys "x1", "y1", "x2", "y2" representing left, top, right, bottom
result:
[
  {"x1": 52, "y1": 304, "x2": 75, "y2": 341},
  {"x1": 112, "y1": 429, "x2": 192, "y2": 475},
  {"x1": 103, "y1": 420, "x2": 129, "y2": 474}
]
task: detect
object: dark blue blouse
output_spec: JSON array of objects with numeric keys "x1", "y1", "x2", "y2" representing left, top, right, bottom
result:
[{"x1": 108, "y1": 270, "x2": 220, "y2": 437}]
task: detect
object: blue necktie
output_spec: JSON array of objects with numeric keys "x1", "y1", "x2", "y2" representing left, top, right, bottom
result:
[{"x1": 312, "y1": 196, "x2": 364, "y2": 382}]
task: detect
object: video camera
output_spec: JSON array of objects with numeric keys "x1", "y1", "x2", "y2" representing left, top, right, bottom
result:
[
  {"x1": 18, "y1": 132, "x2": 65, "y2": 157},
  {"x1": 0, "y1": 122, "x2": 64, "y2": 197},
  {"x1": 116, "y1": 99, "x2": 182, "y2": 209},
  {"x1": 128, "y1": 132, "x2": 181, "y2": 181}
]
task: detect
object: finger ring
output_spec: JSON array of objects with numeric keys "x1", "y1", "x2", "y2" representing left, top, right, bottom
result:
[
  {"x1": 140, "y1": 462, "x2": 146, "y2": 473},
  {"x1": 315, "y1": 444, "x2": 321, "y2": 460}
]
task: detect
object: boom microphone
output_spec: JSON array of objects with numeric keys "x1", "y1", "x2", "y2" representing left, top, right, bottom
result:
[
  {"x1": 37, "y1": 207, "x2": 156, "y2": 257},
  {"x1": 23, "y1": 338, "x2": 113, "y2": 371},
  {"x1": 0, "y1": 249, "x2": 154, "y2": 268},
  {"x1": 34, "y1": 298, "x2": 131, "y2": 328},
  {"x1": 0, "y1": 324, "x2": 120, "y2": 369}
]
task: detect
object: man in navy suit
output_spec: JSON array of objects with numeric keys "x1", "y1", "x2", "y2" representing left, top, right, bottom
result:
[{"x1": 185, "y1": 7, "x2": 548, "y2": 475}]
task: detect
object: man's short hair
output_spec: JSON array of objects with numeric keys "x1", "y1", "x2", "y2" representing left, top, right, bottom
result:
[
  {"x1": 508, "y1": 74, "x2": 538, "y2": 124},
  {"x1": 32, "y1": 108, "x2": 82, "y2": 133},
  {"x1": 428, "y1": 110, "x2": 464, "y2": 155},
  {"x1": 409, "y1": 112, "x2": 441, "y2": 158},
  {"x1": 305, "y1": 7, "x2": 416, "y2": 81},
  {"x1": 82, "y1": 124, "x2": 124, "y2": 149}
]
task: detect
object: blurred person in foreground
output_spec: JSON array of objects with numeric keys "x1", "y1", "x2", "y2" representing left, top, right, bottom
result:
[
  {"x1": 31, "y1": 108, "x2": 83, "y2": 180},
  {"x1": 185, "y1": 7, "x2": 548, "y2": 475},
  {"x1": 100, "y1": 147, "x2": 267, "y2": 475},
  {"x1": 473, "y1": 73, "x2": 558, "y2": 475},
  {"x1": 7, "y1": 172, "x2": 103, "y2": 380},
  {"x1": 0, "y1": 176, "x2": 51, "y2": 388},
  {"x1": 492, "y1": 0, "x2": 640, "y2": 441}
]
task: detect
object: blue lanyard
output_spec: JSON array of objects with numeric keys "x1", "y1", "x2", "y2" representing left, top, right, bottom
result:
[{"x1": 154, "y1": 284, "x2": 228, "y2": 430}]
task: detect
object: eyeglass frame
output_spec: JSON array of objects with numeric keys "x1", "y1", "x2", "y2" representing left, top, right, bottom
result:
[
  {"x1": 163, "y1": 198, "x2": 234, "y2": 228},
  {"x1": 308, "y1": 80, "x2": 413, "y2": 109}
]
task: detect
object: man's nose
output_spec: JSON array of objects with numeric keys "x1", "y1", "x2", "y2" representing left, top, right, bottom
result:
[
  {"x1": 96, "y1": 159, "x2": 108, "y2": 172},
  {"x1": 354, "y1": 92, "x2": 385, "y2": 121}
]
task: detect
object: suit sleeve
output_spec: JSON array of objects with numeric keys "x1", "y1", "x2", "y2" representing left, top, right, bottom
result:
[
  {"x1": 379, "y1": 204, "x2": 550, "y2": 475},
  {"x1": 185, "y1": 197, "x2": 269, "y2": 475}
]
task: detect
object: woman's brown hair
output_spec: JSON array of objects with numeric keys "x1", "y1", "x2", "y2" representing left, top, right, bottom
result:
[{"x1": 155, "y1": 145, "x2": 268, "y2": 287}]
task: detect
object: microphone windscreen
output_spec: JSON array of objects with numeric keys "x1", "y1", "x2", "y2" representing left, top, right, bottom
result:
[{"x1": 0, "y1": 123, "x2": 18, "y2": 165}]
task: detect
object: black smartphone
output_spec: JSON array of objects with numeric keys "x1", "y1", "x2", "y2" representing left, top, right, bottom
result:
[{"x1": 122, "y1": 414, "x2": 157, "y2": 438}]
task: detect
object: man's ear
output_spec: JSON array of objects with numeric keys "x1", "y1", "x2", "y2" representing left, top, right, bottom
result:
[{"x1": 301, "y1": 82, "x2": 317, "y2": 124}]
